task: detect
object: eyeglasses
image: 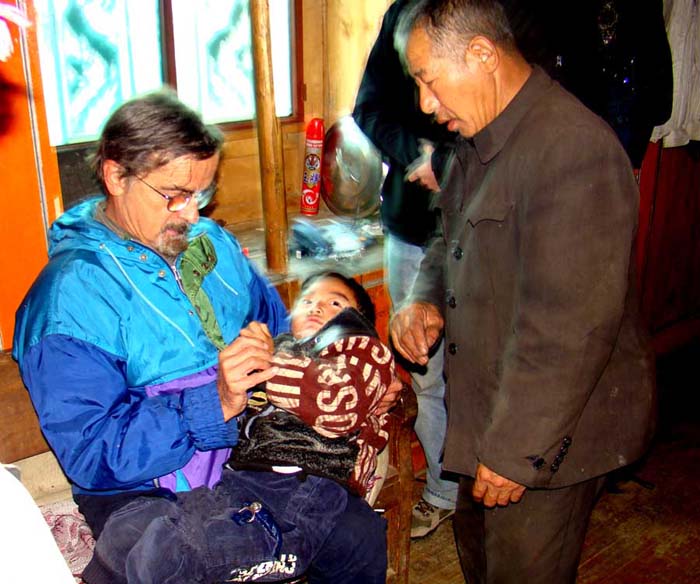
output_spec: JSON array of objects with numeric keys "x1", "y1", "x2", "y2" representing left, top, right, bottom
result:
[{"x1": 135, "y1": 175, "x2": 217, "y2": 213}]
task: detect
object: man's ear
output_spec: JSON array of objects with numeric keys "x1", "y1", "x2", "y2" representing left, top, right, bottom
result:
[
  {"x1": 102, "y1": 160, "x2": 128, "y2": 197},
  {"x1": 464, "y1": 36, "x2": 498, "y2": 72}
]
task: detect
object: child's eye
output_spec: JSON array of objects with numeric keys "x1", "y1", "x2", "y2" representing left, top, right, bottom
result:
[{"x1": 331, "y1": 300, "x2": 344, "y2": 308}]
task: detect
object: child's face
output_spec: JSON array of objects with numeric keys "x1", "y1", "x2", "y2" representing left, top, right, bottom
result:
[{"x1": 290, "y1": 277, "x2": 359, "y2": 339}]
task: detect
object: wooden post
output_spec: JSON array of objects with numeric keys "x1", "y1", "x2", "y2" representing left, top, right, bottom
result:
[
  {"x1": 322, "y1": 0, "x2": 392, "y2": 125},
  {"x1": 250, "y1": 0, "x2": 288, "y2": 273}
]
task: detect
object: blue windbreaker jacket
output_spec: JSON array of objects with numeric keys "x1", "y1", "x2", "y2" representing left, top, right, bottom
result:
[{"x1": 13, "y1": 197, "x2": 289, "y2": 496}]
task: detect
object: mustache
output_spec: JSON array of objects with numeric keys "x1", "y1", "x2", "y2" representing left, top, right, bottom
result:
[{"x1": 162, "y1": 222, "x2": 190, "y2": 236}]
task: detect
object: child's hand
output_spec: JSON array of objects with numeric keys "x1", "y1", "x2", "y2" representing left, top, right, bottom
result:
[{"x1": 374, "y1": 376, "x2": 403, "y2": 415}]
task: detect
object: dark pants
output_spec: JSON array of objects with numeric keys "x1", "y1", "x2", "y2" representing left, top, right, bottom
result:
[
  {"x1": 454, "y1": 475, "x2": 606, "y2": 584},
  {"x1": 80, "y1": 469, "x2": 387, "y2": 584}
]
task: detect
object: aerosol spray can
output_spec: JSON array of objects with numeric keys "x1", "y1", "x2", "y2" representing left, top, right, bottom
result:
[{"x1": 300, "y1": 118, "x2": 324, "y2": 215}]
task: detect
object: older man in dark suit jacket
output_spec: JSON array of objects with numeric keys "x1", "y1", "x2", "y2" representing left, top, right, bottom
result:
[{"x1": 390, "y1": 1, "x2": 656, "y2": 583}]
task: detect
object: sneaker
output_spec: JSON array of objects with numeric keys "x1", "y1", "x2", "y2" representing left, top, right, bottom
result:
[{"x1": 410, "y1": 498, "x2": 455, "y2": 539}]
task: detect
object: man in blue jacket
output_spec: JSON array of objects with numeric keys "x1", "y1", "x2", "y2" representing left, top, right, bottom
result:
[{"x1": 13, "y1": 91, "x2": 389, "y2": 583}]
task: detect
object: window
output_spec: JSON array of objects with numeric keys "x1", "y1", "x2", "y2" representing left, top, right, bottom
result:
[{"x1": 34, "y1": 0, "x2": 297, "y2": 146}]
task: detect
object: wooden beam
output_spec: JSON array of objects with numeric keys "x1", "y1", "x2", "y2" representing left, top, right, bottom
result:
[{"x1": 250, "y1": 0, "x2": 289, "y2": 273}]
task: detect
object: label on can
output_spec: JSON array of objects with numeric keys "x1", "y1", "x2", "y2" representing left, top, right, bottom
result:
[{"x1": 300, "y1": 118, "x2": 325, "y2": 215}]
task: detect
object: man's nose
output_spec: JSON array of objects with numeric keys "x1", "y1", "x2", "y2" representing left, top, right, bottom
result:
[
  {"x1": 178, "y1": 197, "x2": 200, "y2": 224},
  {"x1": 419, "y1": 86, "x2": 439, "y2": 115}
]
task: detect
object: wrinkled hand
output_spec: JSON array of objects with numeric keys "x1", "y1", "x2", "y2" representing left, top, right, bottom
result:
[
  {"x1": 406, "y1": 141, "x2": 440, "y2": 192},
  {"x1": 237, "y1": 321, "x2": 275, "y2": 352},
  {"x1": 217, "y1": 322, "x2": 278, "y2": 421},
  {"x1": 375, "y1": 376, "x2": 403, "y2": 416},
  {"x1": 390, "y1": 302, "x2": 444, "y2": 365},
  {"x1": 406, "y1": 159, "x2": 440, "y2": 192},
  {"x1": 472, "y1": 463, "x2": 526, "y2": 508}
]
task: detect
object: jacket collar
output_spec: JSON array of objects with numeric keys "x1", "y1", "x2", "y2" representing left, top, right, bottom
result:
[
  {"x1": 50, "y1": 196, "x2": 212, "y2": 261},
  {"x1": 470, "y1": 66, "x2": 554, "y2": 164},
  {"x1": 275, "y1": 308, "x2": 378, "y2": 357},
  {"x1": 307, "y1": 308, "x2": 378, "y2": 354}
]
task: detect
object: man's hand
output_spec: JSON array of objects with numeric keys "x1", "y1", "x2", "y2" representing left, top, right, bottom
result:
[
  {"x1": 237, "y1": 321, "x2": 275, "y2": 352},
  {"x1": 406, "y1": 159, "x2": 440, "y2": 192},
  {"x1": 374, "y1": 376, "x2": 403, "y2": 416},
  {"x1": 405, "y1": 141, "x2": 440, "y2": 192},
  {"x1": 217, "y1": 322, "x2": 278, "y2": 422},
  {"x1": 390, "y1": 302, "x2": 444, "y2": 365},
  {"x1": 472, "y1": 463, "x2": 526, "y2": 508}
]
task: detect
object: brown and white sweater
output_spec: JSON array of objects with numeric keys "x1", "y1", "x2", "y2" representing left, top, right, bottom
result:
[{"x1": 230, "y1": 309, "x2": 395, "y2": 496}]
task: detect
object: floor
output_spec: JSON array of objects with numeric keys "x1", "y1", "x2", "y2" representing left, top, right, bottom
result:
[{"x1": 408, "y1": 339, "x2": 700, "y2": 583}]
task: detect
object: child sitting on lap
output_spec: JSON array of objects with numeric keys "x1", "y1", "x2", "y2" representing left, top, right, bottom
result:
[{"x1": 229, "y1": 270, "x2": 396, "y2": 497}]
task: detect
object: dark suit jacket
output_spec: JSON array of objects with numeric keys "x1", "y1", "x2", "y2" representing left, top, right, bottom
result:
[{"x1": 412, "y1": 67, "x2": 656, "y2": 488}]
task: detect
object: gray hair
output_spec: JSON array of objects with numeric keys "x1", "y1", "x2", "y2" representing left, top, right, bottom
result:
[
  {"x1": 395, "y1": 0, "x2": 516, "y2": 67},
  {"x1": 90, "y1": 89, "x2": 223, "y2": 193}
]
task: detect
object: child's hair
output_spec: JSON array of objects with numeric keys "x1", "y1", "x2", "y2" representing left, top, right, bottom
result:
[{"x1": 298, "y1": 270, "x2": 376, "y2": 326}]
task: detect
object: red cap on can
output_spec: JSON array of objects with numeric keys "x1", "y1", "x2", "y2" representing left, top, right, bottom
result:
[{"x1": 306, "y1": 117, "x2": 324, "y2": 140}]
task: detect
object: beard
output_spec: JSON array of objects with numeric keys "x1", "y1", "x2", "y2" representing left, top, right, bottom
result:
[{"x1": 154, "y1": 221, "x2": 191, "y2": 261}]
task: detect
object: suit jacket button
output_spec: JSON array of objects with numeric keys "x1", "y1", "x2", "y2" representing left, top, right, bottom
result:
[
  {"x1": 448, "y1": 343, "x2": 458, "y2": 355},
  {"x1": 453, "y1": 247, "x2": 464, "y2": 259},
  {"x1": 448, "y1": 296, "x2": 457, "y2": 308}
]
